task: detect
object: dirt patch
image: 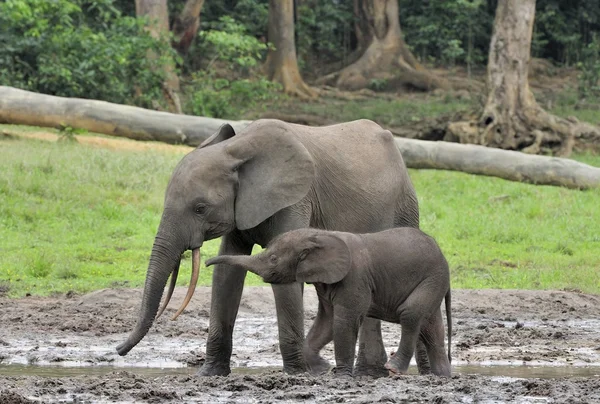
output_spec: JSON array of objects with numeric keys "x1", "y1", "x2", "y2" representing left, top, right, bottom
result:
[
  {"x1": 1, "y1": 287, "x2": 599, "y2": 402},
  {"x1": 7, "y1": 130, "x2": 192, "y2": 153}
]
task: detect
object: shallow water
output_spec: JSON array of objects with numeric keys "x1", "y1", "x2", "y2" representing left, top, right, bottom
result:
[{"x1": 1, "y1": 363, "x2": 598, "y2": 379}]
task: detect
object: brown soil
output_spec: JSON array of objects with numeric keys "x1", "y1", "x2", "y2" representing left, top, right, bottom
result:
[
  {"x1": 6, "y1": 130, "x2": 193, "y2": 153},
  {"x1": 1, "y1": 287, "x2": 599, "y2": 403}
]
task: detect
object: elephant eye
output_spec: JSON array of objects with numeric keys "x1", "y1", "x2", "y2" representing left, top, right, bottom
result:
[
  {"x1": 269, "y1": 254, "x2": 279, "y2": 265},
  {"x1": 194, "y1": 204, "x2": 207, "y2": 214}
]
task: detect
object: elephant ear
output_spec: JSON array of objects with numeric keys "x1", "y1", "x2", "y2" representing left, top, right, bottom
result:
[
  {"x1": 199, "y1": 123, "x2": 236, "y2": 148},
  {"x1": 296, "y1": 233, "x2": 351, "y2": 284},
  {"x1": 226, "y1": 121, "x2": 315, "y2": 230}
]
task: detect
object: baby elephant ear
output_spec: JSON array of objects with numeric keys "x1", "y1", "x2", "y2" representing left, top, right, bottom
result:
[{"x1": 296, "y1": 234, "x2": 351, "y2": 284}]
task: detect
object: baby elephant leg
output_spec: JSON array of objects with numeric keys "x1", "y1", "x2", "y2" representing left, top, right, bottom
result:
[
  {"x1": 354, "y1": 317, "x2": 389, "y2": 378},
  {"x1": 303, "y1": 299, "x2": 334, "y2": 375},
  {"x1": 385, "y1": 318, "x2": 420, "y2": 375},
  {"x1": 419, "y1": 308, "x2": 451, "y2": 377},
  {"x1": 386, "y1": 282, "x2": 446, "y2": 376},
  {"x1": 385, "y1": 292, "x2": 426, "y2": 375}
]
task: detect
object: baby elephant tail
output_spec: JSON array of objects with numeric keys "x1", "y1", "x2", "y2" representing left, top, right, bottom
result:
[{"x1": 445, "y1": 288, "x2": 452, "y2": 363}]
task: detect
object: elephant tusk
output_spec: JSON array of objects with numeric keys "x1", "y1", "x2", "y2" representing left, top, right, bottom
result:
[
  {"x1": 171, "y1": 248, "x2": 200, "y2": 320},
  {"x1": 155, "y1": 264, "x2": 179, "y2": 320}
]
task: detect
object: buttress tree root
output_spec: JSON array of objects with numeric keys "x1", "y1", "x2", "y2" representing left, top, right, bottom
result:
[
  {"x1": 447, "y1": 0, "x2": 600, "y2": 156},
  {"x1": 317, "y1": 0, "x2": 451, "y2": 92}
]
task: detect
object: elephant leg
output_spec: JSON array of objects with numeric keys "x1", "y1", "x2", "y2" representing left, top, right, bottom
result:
[
  {"x1": 266, "y1": 206, "x2": 312, "y2": 374},
  {"x1": 385, "y1": 321, "x2": 420, "y2": 376},
  {"x1": 198, "y1": 233, "x2": 253, "y2": 377},
  {"x1": 419, "y1": 308, "x2": 451, "y2": 377},
  {"x1": 354, "y1": 318, "x2": 389, "y2": 378},
  {"x1": 415, "y1": 339, "x2": 432, "y2": 374},
  {"x1": 272, "y1": 282, "x2": 307, "y2": 374},
  {"x1": 303, "y1": 298, "x2": 334, "y2": 375},
  {"x1": 332, "y1": 306, "x2": 364, "y2": 377},
  {"x1": 393, "y1": 209, "x2": 430, "y2": 375}
]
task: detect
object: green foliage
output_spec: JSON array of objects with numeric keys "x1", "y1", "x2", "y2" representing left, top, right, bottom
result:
[
  {"x1": 1, "y1": 128, "x2": 599, "y2": 297},
  {"x1": 198, "y1": 16, "x2": 270, "y2": 73},
  {"x1": 0, "y1": 0, "x2": 174, "y2": 107},
  {"x1": 534, "y1": 0, "x2": 600, "y2": 65},
  {"x1": 368, "y1": 78, "x2": 389, "y2": 92},
  {"x1": 187, "y1": 73, "x2": 280, "y2": 119},
  {"x1": 577, "y1": 34, "x2": 600, "y2": 98},
  {"x1": 185, "y1": 16, "x2": 280, "y2": 119},
  {"x1": 400, "y1": 0, "x2": 491, "y2": 66},
  {"x1": 295, "y1": 0, "x2": 354, "y2": 72},
  {"x1": 200, "y1": 0, "x2": 268, "y2": 37}
]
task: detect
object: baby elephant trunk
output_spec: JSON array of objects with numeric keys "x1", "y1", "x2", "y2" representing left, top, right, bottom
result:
[{"x1": 205, "y1": 254, "x2": 263, "y2": 277}]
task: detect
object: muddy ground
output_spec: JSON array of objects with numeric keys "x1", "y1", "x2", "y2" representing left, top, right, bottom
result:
[{"x1": 1, "y1": 287, "x2": 599, "y2": 403}]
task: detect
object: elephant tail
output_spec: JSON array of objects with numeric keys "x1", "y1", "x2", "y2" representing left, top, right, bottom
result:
[{"x1": 445, "y1": 288, "x2": 452, "y2": 363}]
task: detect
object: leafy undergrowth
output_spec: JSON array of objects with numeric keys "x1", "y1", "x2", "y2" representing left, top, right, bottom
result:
[{"x1": 0, "y1": 127, "x2": 599, "y2": 297}]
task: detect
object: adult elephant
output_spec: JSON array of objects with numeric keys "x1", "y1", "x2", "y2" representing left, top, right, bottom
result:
[{"x1": 116, "y1": 119, "x2": 423, "y2": 377}]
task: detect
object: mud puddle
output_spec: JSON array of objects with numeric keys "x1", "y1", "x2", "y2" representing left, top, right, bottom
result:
[
  {"x1": 1, "y1": 363, "x2": 599, "y2": 379},
  {"x1": 1, "y1": 287, "x2": 600, "y2": 402}
]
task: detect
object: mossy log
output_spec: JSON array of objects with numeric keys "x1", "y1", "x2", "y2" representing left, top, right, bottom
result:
[{"x1": 1, "y1": 86, "x2": 598, "y2": 189}]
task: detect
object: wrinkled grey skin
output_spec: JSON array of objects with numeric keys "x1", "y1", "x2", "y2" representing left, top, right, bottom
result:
[
  {"x1": 207, "y1": 227, "x2": 452, "y2": 377},
  {"x1": 116, "y1": 118, "x2": 422, "y2": 377}
]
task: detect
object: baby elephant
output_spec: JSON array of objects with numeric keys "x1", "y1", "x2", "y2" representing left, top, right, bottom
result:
[{"x1": 206, "y1": 227, "x2": 452, "y2": 377}]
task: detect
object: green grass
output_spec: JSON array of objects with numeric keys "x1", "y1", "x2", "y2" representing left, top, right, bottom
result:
[
  {"x1": 0, "y1": 133, "x2": 264, "y2": 297},
  {"x1": 547, "y1": 89, "x2": 600, "y2": 126},
  {"x1": 0, "y1": 127, "x2": 599, "y2": 297},
  {"x1": 411, "y1": 165, "x2": 600, "y2": 293},
  {"x1": 251, "y1": 94, "x2": 475, "y2": 128},
  {"x1": 250, "y1": 87, "x2": 600, "y2": 129}
]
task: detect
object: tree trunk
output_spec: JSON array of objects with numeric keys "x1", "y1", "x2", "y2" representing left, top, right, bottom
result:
[
  {"x1": 447, "y1": 0, "x2": 600, "y2": 156},
  {"x1": 266, "y1": 0, "x2": 317, "y2": 99},
  {"x1": 319, "y1": 0, "x2": 449, "y2": 92},
  {"x1": 135, "y1": 0, "x2": 182, "y2": 113},
  {"x1": 171, "y1": 0, "x2": 205, "y2": 54},
  {"x1": 2, "y1": 86, "x2": 599, "y2": 189}
]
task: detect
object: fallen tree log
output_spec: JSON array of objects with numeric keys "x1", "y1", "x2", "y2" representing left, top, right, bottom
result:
[
  {"x1": 1, "y1": 86, "x2": 598, "y2": 189},
  {"x1": 0, "y1": 86, "x2": 250, "y2": 145},
  {"x1": 395, "y1": 138, "x2": 600, "y2": 189}
]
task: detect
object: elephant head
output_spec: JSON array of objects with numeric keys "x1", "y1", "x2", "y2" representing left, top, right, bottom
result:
[
  {"x1": 205, "y1": 229, "x2": 352, "y2": 285},
  {"x1": 116, "y1": 121, "x2": 315, "y2": 356}
]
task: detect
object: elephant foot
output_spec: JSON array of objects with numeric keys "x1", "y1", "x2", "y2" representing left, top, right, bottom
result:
[
  {"x1": 197, "y1": 361, "x2": 231, "y2": 377},
  {"x1": 354, "y1": 364, "x2": 389, "y2": 378},
  {"x1": 384, "y1": 359, "x2": 407, "y2": 377},
  {"x1": 331, "y1": 367, "x2": 353, "y2": 379},
  {"x1": 306, "y1": 355, "x2": 333, "y2": 375},
  {"x1": 354, "y1": 349, "x2": 388, "y2": 378},
  {"x1": 282, "y1": 363, "x2": 310, "y2": 375}
]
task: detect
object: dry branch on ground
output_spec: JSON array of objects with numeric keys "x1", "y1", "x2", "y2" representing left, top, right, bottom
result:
[{"x1": 0, "y1": 86, "x2": 249, "y2": 145}]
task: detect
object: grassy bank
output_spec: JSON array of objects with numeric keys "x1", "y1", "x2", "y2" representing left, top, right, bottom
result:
[{"x1": 0, "y1": 127, "x2": 599, "y2": 297}]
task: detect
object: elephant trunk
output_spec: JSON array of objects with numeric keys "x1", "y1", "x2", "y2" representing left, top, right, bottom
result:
[
  {"x1": 116, "y1": 233, "x2": 184, "y2": 356},
  {"x1": 206, "y1": 254, "x2": 263, "y2": 277}
]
